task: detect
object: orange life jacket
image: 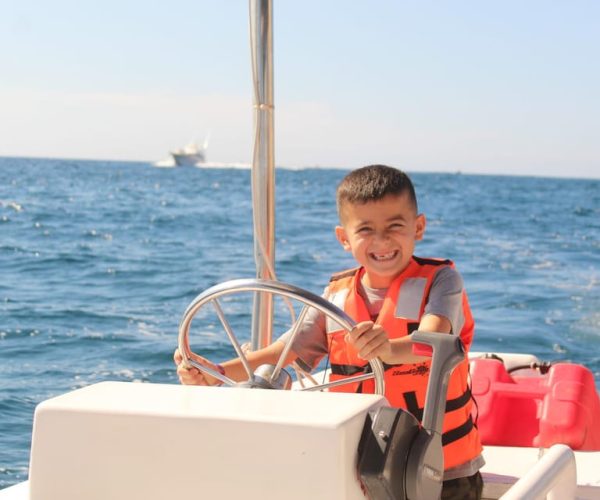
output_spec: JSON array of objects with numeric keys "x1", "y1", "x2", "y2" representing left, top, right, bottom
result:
[{"x1": 325, "y1": 256, "x2": 482, "y2": 470}]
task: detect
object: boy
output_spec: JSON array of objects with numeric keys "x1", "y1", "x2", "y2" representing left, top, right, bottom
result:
[{"x1": 175, "y1": 165, "x2": 484, "y2": 499}]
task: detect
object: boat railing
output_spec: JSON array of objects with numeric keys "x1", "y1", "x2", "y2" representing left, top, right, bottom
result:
[{"x1": 500, "y1": 444, "x2": 577, "y2": 500}]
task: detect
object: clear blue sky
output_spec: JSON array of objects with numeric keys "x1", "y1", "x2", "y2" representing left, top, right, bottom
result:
[{"x1": 1, "y1": 1, "x2": 598, "y2": 178}]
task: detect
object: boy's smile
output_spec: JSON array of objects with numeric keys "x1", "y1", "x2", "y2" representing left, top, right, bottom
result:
[
  {"x1": 335, "y1": 193, "x2": 426, "y2": 288},
  {"x1": 371, "y1": 250, "x2": 398, "y2": 261}
]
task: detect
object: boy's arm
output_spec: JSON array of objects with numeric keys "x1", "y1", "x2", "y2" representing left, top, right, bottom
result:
[
  {"x1": 174, "y1": 340, "x2": 297, "y2": 386},
  {"x1": 418, "y1": 313, "x2": 452, "y2": 335}
]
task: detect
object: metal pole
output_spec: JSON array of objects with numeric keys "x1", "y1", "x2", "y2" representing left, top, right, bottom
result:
[{"x1": 249, "y1": 0, "x2": 275, "y2": 349}]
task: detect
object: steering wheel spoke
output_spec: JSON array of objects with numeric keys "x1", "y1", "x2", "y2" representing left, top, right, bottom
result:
[
  {"x1": 210, "y1": 298, "x2": 254, "y2": 379},
  {"x1": 270, "y1": 304, "x2": 310, "y2": 384},
  {"x1": 186, "y1": 357, "x2": 236, "y2": 387}
]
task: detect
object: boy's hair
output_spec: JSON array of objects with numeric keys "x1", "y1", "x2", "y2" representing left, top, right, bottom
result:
[{"x1": 336, "y1": 165, "x2": 418, "y2": 217}]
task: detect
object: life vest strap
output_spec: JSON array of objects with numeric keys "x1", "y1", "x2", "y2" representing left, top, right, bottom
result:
[
  {"x1": 330, "y1": 363, "x2": 366, "y2": 376},
  {"x1": 402, "y1": 389, "x2": 475, "y2": 447},
  {"x1": 442, "y1": 415, "x2": 474, "y2": 446},
  {"x1": 330, "y1": 361, "x2": 402, "y2": 376},
  {"x1": 403, "y1": 388, "x2": 472, "y2": 422}
]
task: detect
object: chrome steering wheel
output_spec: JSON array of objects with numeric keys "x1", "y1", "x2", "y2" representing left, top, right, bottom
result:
[{"x1": 178, "y1": 278, "x2": 385, "y2": 395}]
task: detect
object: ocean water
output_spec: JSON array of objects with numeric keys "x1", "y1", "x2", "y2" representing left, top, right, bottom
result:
[{"x1": 1, "y1": 157, "x2": 599, "y2": 489}]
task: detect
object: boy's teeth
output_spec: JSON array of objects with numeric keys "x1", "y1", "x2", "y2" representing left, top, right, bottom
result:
[{"x1": 372, "y1": 251, "x2": 396, "y2": 261}]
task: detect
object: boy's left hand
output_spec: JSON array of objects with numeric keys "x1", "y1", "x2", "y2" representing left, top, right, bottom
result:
[{"x1": 345, "y1": 321, "x2": 392, "y2": 362}]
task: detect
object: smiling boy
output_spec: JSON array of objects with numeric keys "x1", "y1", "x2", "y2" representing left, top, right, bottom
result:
[{"x1": 175, "y1": 165, "x2": 484, "y2": 499}]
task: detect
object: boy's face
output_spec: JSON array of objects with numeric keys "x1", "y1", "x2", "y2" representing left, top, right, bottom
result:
[{"x1": 335, "y1": 193, "x2": 425, "y2": 288}]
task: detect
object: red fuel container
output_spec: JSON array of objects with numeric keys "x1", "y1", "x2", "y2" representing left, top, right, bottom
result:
[{"x1": 470, "y1": 358, "x2": 600, "y2": 450}]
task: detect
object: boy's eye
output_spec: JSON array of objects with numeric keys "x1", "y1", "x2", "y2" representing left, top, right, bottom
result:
[
  {"x1": 388, "y1": 223, "x2": 404, "y2": 230},
  {"x1": 356, "y1": 227, "x2": 372, "y2": 234}
]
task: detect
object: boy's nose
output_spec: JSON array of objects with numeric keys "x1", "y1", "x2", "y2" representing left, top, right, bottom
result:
[{"x1": 374, "y1": 231, "x2": 392, "y2": 243}]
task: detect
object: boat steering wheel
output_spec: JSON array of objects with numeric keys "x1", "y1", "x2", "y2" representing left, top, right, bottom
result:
[{"x1": 178, "y1": 278, "x2": 385, "y2": 395}]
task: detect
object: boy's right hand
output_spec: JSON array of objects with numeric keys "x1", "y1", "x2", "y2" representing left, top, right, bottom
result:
[
  {"x1": 173, "y1": 348, "x2": 222, "y2": 386},
  {"x1": 345, "y1": 320, "x2": 393, "y2": 362}
]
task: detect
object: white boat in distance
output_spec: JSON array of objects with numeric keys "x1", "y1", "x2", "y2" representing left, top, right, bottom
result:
[{"x1": 170, "y1": 139, "x2": 207, "y2": 166}]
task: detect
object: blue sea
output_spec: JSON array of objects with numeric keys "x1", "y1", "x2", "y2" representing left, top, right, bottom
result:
[{"x1": 1, "y1": 157, "x2": 599, "y2": 489}]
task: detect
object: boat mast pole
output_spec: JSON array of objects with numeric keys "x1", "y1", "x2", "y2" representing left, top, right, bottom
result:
[{"x1": 249, "y1": 0, "x2": 275, "y2": 349}]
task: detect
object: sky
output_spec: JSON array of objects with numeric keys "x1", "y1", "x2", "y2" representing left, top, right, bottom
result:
[{"x1": 0, "y1": 0, "x2": 598, "y2": 178}]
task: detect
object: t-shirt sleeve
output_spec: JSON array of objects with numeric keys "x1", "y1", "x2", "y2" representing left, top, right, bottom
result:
[
  {"x1": 276, "y1": 287, "x2": 329, "y2": 370},
  {"x1": 423, "y1": 266, "x2": 465, "y2": 335}
]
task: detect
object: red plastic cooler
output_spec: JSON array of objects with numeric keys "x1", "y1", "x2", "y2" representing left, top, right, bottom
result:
[{"x1": 470, "y1": 358, "x2": 600, "y2": 450}]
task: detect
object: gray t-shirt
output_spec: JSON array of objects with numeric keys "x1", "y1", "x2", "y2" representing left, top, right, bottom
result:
[{"x1": 279, "y1": 266, "x2": 466, "y2": 370}]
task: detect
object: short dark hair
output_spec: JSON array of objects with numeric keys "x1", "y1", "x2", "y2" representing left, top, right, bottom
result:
[{"x1": 336, "y1": 165, "x2": 418, "y2": 217}]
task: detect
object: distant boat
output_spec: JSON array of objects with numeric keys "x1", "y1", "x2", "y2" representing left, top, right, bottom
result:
[{"x1": 170, "y1": 141, "x2": 206, "y2": 166}]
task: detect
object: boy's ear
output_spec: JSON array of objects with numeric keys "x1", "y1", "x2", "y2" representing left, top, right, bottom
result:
[
  {"x1": 335, "y1": 225, "x2": 351, "y2": 251},
  {"x1": 415, "y1": 213, "x2": 426, "y2": 241}
]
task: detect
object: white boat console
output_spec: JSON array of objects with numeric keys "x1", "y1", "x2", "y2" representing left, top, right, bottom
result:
[{"x1": 26, "y1": 381, "x2": 387, "y2": 500}]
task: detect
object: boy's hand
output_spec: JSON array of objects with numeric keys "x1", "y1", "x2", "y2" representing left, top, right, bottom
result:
[
  {"x1": 345, "y1": 321, "x2": 392, "y2": 362},
  {"x1": 173, "y1": 348, "x2": 222, "y2": 386}
]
